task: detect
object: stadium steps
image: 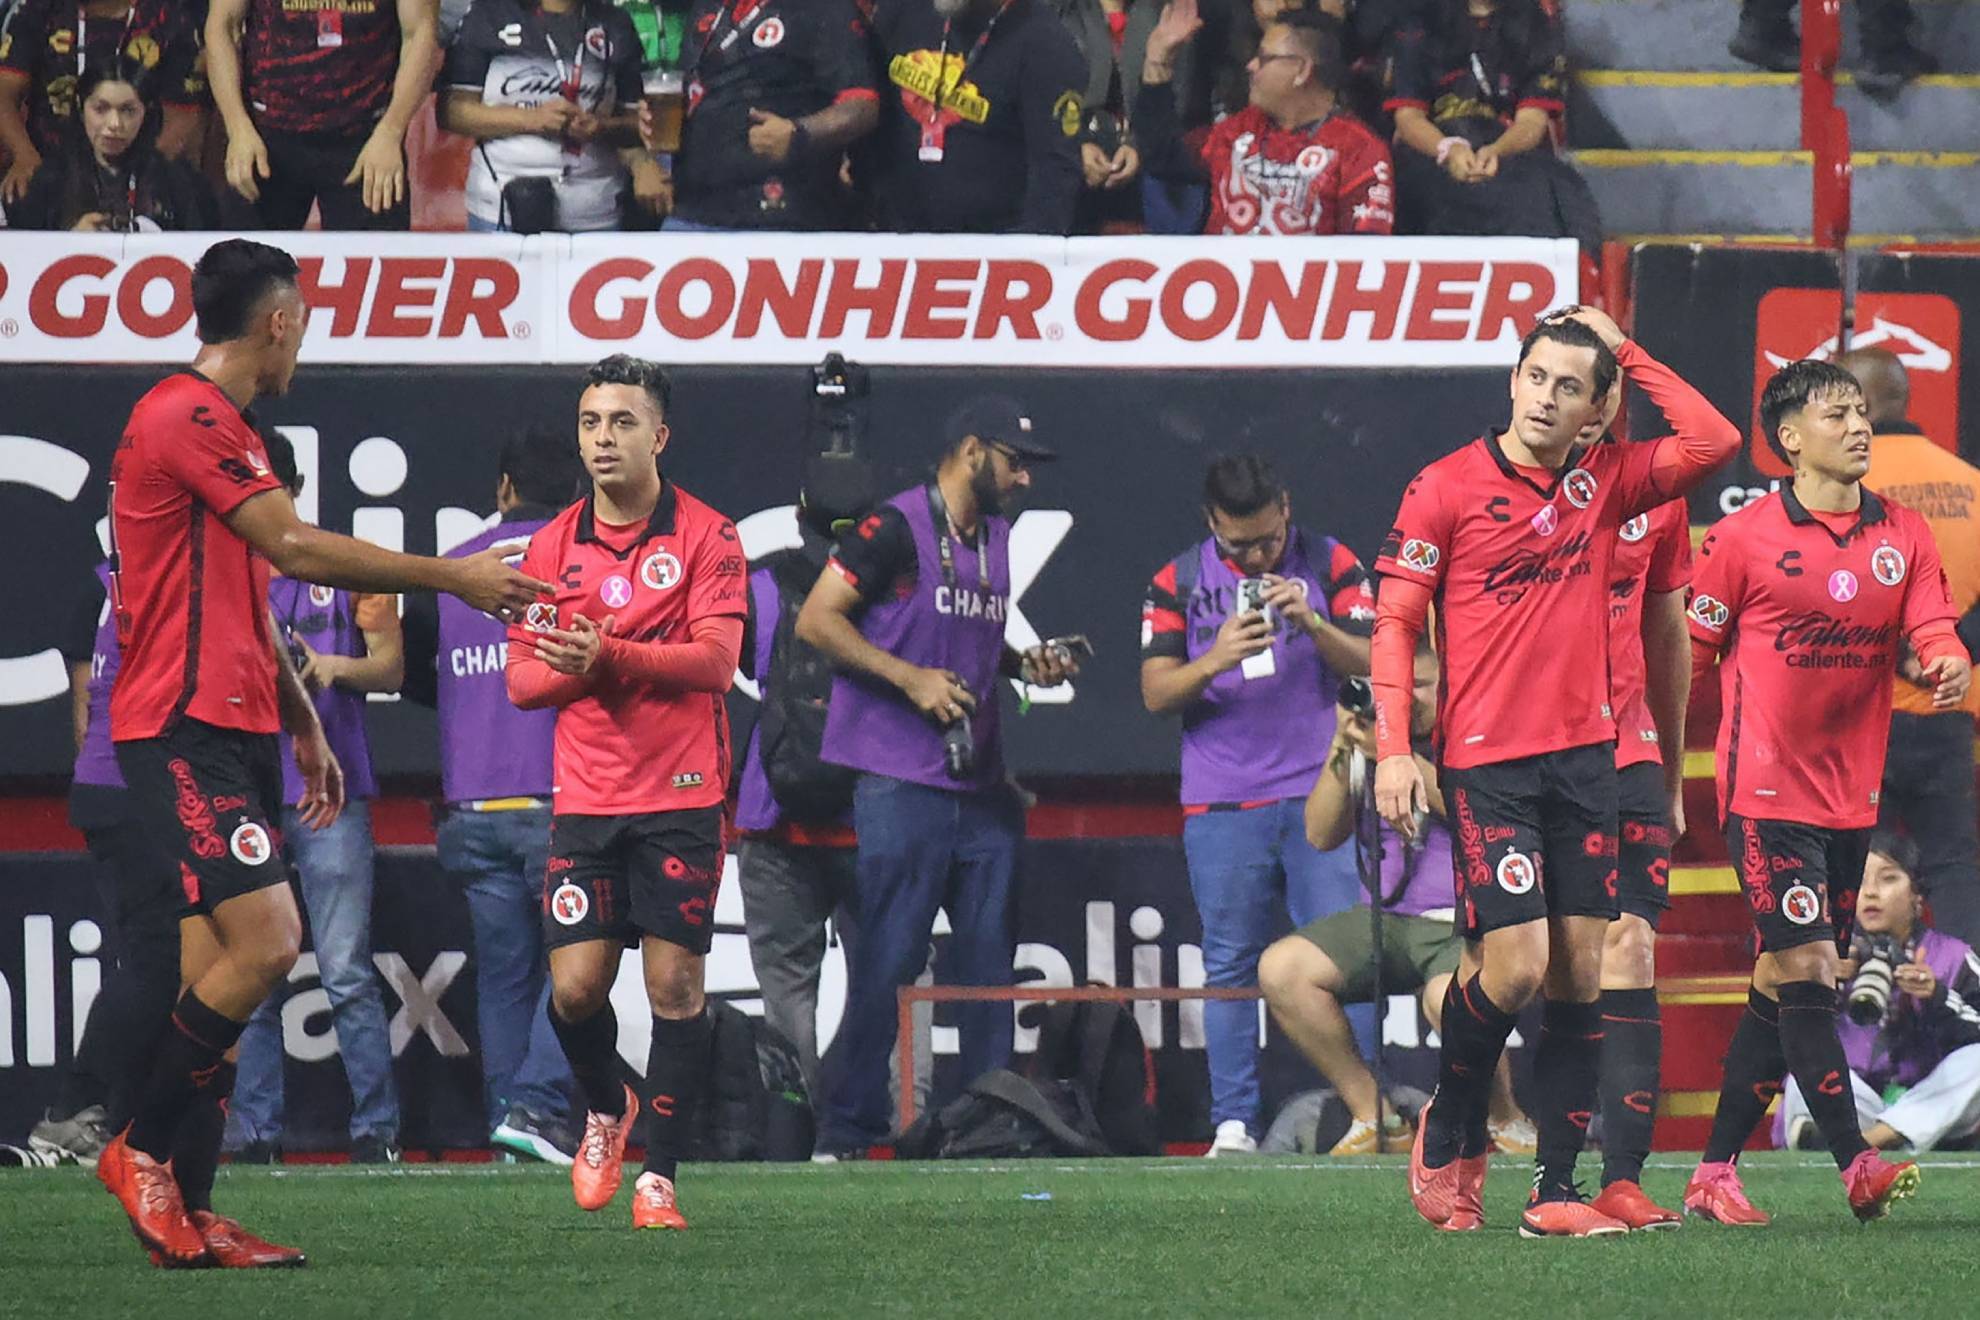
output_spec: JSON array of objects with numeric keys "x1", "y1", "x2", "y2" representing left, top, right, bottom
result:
[
  {"x1": 1569, "y1": 72, "x2": 1980, "y2": 151},
  {"x1": 1565, "y1": 0, "x2": 1980, "y2": 73}
]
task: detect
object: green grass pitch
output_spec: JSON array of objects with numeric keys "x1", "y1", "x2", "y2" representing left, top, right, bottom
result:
[{"x1": 9, "y1": 1154, "x2": 1980, "y2": 1318}]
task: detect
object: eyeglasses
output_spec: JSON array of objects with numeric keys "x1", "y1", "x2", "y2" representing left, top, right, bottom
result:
[
  {"x1": 1213, "y1": 521, "x2": 1287, "y2": 558},
  {"x1": 989, "y1": 442, "x2": 1030, "y2": 473},
  {"x1": 1250, "y1": 51, "x2": 1305, "y2": 68}
]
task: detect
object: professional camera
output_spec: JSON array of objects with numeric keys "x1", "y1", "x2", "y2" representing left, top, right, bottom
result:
[
  {"x1": 1847, "y1": 934, "x2": 1903, "y2": 1026},
  {"x1": 1340, "y1": 675, "x2": 1376, "y2": 721},
  {"x1": 809, "y1": 352, "x2": 870, "y2": 457},
  {"x1": 943, "y1": 696, "x2": 976, "y2": 781}
]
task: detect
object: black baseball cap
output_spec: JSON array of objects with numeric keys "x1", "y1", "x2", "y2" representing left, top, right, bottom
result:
[{"x1": 945, "y1": 394, "x2": 1057, "y2": 462}]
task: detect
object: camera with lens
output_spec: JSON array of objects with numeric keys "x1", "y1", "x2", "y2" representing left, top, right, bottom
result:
[
  {"x1": 1847, "y1": 934, "x2": 1904, "y2": 1026},
  {"x1": 1340, "y1": 675, "x2": 1376, "y2": 721},
  {"x1": 810, "y1": 352, "x2": 870, "y2": 457},
  {"x1": 942, "y1": 693, "x2": 976, "y2": 781},
  {"x1": 280, "y1": 624, "x2": 309, "y2": 674}
]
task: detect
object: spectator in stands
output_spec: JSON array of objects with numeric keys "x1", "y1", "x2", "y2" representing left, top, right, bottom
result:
[
  {"x1": 229, "y1": 432, "x2": 406, "y2": 1164},
  {"x1": 401, "y1": 426, "x2": 583, "y2": 1164},
  {"x1": 651, "y1": 0, "x2": 879, "y2": 231},
  {"x1": 0, "y1": 0, "x2": 206, "y2": 205},
  {"x1": 868, "y1": 0, "x2": 1089, "y2": 235},
  {"x1": 1137, "y1": 1, "x2": 1392, "y2": 235},
  {"x1": 4, "y1": 64, "x2": 233, "y2": 230},
  {"x1": 1777, "y1": 833, "x2": 1980, "y2": 1152},
  {"x1": 1259, "y1": 642, "x2": 1534, "y2": 1156},
  {"x1": 1054, "y1": 0, "x2": 1156, "y2": 232},
  {"x1": 438, "y1": 0, "x2": 649, "y2": 233},
  {"x1": 1139, "y1": 454, "x2": 1373, "y2": 1156},
  {"x1": 1730, "y1": 0, "x2": 1933, "y2": 98},
  {"x1": 1846, "y1": 347, "x2": 1980, "y2": 948},
  {"x1": 1382, "y1": 0, "x2": 1599, "y2": 253},
  {"x1": 205, "y1": 0, "x2": 439, "y2": 229}
]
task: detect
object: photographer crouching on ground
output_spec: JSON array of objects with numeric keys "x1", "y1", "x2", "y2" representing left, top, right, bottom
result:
[{"x1": 1778, "y1": 832, "x2": 1980, "y2": 1153}]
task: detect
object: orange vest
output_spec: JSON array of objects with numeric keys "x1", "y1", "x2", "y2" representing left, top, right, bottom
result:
[{"x1": 1867, "y1": 429, "x2": 1980, "y2": 718}]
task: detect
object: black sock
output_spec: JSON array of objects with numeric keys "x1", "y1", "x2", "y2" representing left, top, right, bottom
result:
[
  {"x1": 172, "y1": 1061, "x2": 234, "y2": 1214},
  {"x1": 1598, "y1": 988, "x2": 1662, "y2": 1187},
  {"x1": 1532, "y1": 999, "x2": 1603, "y2": 1199},
  {"x1": 1427, "y1": 975, "x2": 1518, "y2": 1165},
  {"x1": 641, "y1": 1010, "x2": 712, "y2": 1181},
  {"x1": 1777, "y1": 980, "x2": 1871, "y2": 1170},
  {"x1": 1702, "y1": 989, "x2": 1785, "y2": 1164},
  {"x1": 551, "y1": 1001, "x2": 624, "y2": 1117},
  {"x1": 126, "y1": 991, "x2": 244, "y2": 1162}
]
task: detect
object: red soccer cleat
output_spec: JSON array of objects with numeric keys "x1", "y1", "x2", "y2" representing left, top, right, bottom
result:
[
  {"x1": 1591, "y1": 1180, "x2": 1682, "y2": 1231},
  {"x1": 1441, "y1": 1154, "x2": 1489, "y2": 1232},
  {"x1": 572, "y1": 1084, "x2": 638, "y2": 1212},
  {"x1": 188, "y1": 1210, "x2": 308, "y2": 1268},
  {"x1": 1843, "y1": 1150, "x2": 1921, "y2": 1222},
  {"x1": 97, "y1": 1127, "x2": 210, "y2": 1268},
  {"x1": 1682, "y1": 1160, "x2": 1770, "y2": 1226},
  {"x1": 632, "y1": 1172, "x2": 689, "y2": 1231},
  {"x1": 1408, "y1": 1095, "x2": 1461, "y2": 1227},
  {"x1": 1519, "y1": 1193, "x2": 1630, "y2": 1239}
]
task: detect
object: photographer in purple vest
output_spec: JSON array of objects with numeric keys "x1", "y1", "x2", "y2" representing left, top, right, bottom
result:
[
  {"x1": 797, "y1": 396, "x2": 1078, "y2": 1157},
  {"x1": 26, "y1": 563, "x2": 184, "y2": 1165},
  {"x1": 229, "y1": 429, "x2": 406, "y2": 1164},
  {"x1": 401, "y1": 425, "x2": 584, "y2": 1164},
  {"x1": 1776, "y1": 832, "x2": 1980, "y2": 1152},
  {"x1": 1140, "y1": 454, "x2": 1374, "y2": 1155}
]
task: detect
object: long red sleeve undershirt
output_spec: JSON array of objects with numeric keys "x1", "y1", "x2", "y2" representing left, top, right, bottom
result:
[
  {"x1": 1617, "y1": 338, "x2": 1742, "y2": 500},
  {"x1": 1372, "y1": 576, "x2": 1433, "y2": 760},
  {"x1": 507, "y1": 616, "x2": 744, "y2": 708}
]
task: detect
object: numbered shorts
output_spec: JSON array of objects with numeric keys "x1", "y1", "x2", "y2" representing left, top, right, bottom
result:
[
  {"x1": 115, "y1": 719, "x2": 289, "y2": 918},
  {"x1": 1725, "y1": 813, "x2": 1869, "y2": 955},
  {"x1": 543, "y1": 806, "x2": 725, "y2": 954},
  {"x1": 1440, "y1": 743, "x2": 1620, "y2": 940},
  {"x1": 1616, "y1": 760, "x2": 1674, "y2": 928}
]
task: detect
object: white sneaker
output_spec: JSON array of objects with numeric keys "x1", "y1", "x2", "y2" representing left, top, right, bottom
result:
[{"x1": 1205, "y1": 1120, "x2": 1257, "y2": 1157}]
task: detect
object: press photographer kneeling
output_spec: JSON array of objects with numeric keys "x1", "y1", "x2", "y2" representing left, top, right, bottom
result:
[{"x1": 1778, "y1": 833, "x2": 1980, "y2": 1152}]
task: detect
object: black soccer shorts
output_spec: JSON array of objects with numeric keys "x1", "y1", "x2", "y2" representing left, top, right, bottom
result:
[
  {"x1": 115, "y1": 718, "x2": 289, "y2": 918},
  {"x1": 543, "y1": 806, "x2": 726, "y2": 954},
  {"x1": 1441, "y1": 742, "x2": 1620, "y2": 939},
  {"x1": 1725, "y1": 812, "x2": 1870, "y2": 956},
  {"x1": 1615, "y1": 760, "x2": 1674, "y2": 928}
]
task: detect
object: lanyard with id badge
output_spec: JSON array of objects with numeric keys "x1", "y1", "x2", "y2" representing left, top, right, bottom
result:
[
  {"x1": 919, "y1": 0, "x2": 1013, "y2": 163},
  {"x1": 74, "y1": 2, "x2": 139, "y2": 75}
]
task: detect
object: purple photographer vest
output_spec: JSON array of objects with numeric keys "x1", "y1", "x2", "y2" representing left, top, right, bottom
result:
[
  {"x1": 1841, "y1": 928, "x2": 1977, "y2": 1089},
  {"x1": 1382, "y1": 813, "x2": 1455, "y2": 919},
  {"x1": 1173, "y1": 531, "x2": 1343, "y2": 806},
  {"x1": 272, "y1": 576, "x2": 378, "y2": 804},
  {"x1": 820, "y1": 486, "x2": 1011, "y2": 793},
  {"x1": 734, "y1": 566, "x2": 782, "y2": 831},
  {"x1": 437, "y1": 518, "x2": 555, "y2": 804},
  {"x1": 72, "y1": 563, "x2": 125, "y2": 789}
]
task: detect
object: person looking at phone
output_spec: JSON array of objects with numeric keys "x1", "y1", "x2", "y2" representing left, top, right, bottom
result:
[
  {"x1": 1139, "y1": 452, "x2": 1374, "y2": 1155},
  {"x1": 796, "y1": 394, "x2": 1078, "y2": 1160}
]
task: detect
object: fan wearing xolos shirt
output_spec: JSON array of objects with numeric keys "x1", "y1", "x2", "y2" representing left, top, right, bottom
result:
[{"x1": 504, "y1": 354, "x2": 747, "y2": 1231}]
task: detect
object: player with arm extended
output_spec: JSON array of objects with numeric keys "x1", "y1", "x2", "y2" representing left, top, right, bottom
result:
[
  {"x1": 1372, "y1": 306, "x2": 1739, "y2": 1236},
  {"x1": 1681, "y1": 360, "x2": 1969, "y2": 1226},
  {"x1": 503, "y1": 355, "x2": 747, "y2": 1232}
]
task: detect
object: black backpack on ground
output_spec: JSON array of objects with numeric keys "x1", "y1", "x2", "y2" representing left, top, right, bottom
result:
[
  {"x1": 688, "y1": 1000, "x2": 815, "y2": 1162},
  {"x1": 756, "y1": 549, "x2": 858, "y2": 823},
  {"x1": 892, "y1": 1001, "x2": 1160, "y2": 1159}
]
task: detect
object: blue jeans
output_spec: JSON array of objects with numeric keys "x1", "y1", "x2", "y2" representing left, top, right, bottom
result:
[
  {"x1": 437, "y1": 806, "x2": 573, "y2": 1128},
  {"x1": 817, "y1": 774, "x2": 1020, "y2": 1150},
  {"x1": 232, "y1": 801, "x2": 401, "y2": 1144},
  {"x1": 1182, "y1": 799, "x2": 1360, "y2": 1134}
]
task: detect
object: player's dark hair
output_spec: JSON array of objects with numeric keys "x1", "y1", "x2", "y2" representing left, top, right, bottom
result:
[
  {"x1": 1518, "y1": 316, "x2": 1619, "y2": 401},
  {"x1": 1271, "y1": 9, "x2": 1347, "y2": 90},
  {"x1": 583, "y1": 354, "x2": 672, "y2": 419},
  {"x1": 1759, "y1": 359, "x2": 1862, "y2": 467},
  {"x1": 499, "y1": 424, "x2": 583, "y2": 507},
  {"x1": 259, "y1": 424, "x2": 300, "y2": 494},
  {"x1": 1867, "y1": 828, "x2": 1922, "y2": 890},
  {"x1": 191, "y1": 239, "x2": 300, "y2": 344},
  {"x1": 1203, "y1": 453, "x2": 1286, "y2": 518}
]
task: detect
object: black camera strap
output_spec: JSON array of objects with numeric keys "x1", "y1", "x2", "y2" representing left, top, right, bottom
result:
[{"x1": 925, "y1": 481, "x2": 988, "y2": 594}]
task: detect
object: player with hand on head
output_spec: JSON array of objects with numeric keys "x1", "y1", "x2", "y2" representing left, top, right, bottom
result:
[{"x1": 1682, "y1": 359, "x2": 1969, "y2": 1226}]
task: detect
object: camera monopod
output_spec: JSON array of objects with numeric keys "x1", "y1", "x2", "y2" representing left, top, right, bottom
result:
[{"x1": 1348, "y1": 748, "x2": 1388, "y2": 1147}]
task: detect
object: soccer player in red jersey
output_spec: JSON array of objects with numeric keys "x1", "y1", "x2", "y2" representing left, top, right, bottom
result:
[
  {"x1": 99, "y1": 239, "x2": 546, "y2": 1268},
  {"x1": 505, "y1": 356, "x2": 747, "y2": 1232},
  {"x1": 1682, "y1": 360, "x2": 1969, "y2": 1225},
  {"x1": 1372, "y1": 307, "x2": 1739, "y2": 1237},
  {"x1": 1592, "y1": 497, "x2": 1692, "y2": 1229}
]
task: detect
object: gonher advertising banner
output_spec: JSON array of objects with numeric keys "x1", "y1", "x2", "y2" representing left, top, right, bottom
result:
[{"x1": 0, "y1": 233, "x2": 1578, "y2": 368}]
